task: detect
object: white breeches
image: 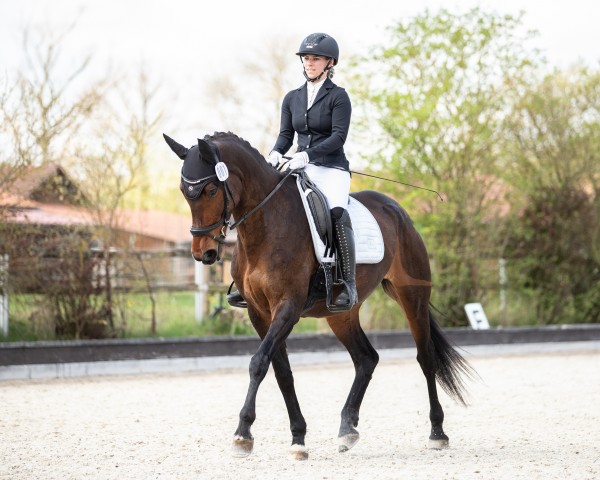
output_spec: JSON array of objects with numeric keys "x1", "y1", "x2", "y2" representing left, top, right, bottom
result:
[{"x1": 304, "y1": 164, "x2": 351, "y2": 210}]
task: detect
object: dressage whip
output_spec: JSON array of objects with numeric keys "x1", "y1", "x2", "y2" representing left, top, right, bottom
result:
[
  {"x1": 349, "y1": 170, "x2": 444, "y2": 202},
  {"x1": 280, "y1": 156, "x2": 443, "y2": 201}
]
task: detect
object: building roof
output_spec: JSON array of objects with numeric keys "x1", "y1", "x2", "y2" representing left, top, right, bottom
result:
[
  {"x1": 1, "y1": 164, "x2": 192, "y2": 246},
  {"x1": 111, "y1": 208, "x2": 192, "y2": 245},
  {"x1": 1, "y1": 163, "x2": 85, "y2": 206}
]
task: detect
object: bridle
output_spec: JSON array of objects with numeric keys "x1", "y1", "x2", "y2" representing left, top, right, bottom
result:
[
  {"x1": 182, "y1": 170, "x2": 232, "y2": 245},
  {"x1": 183, "y1": 158, "x2": 295, "y2": 248}
]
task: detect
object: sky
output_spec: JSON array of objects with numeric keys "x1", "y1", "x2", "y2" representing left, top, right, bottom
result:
[{"x1": 1, "y1": 0, "x2": 599, "y2": 150}]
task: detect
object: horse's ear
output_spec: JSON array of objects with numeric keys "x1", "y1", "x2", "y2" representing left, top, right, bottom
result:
[
  {"x1": 197, "y1": 138, "x2": 215, "y2": 163},
  {"x1": 163, "y1": 133, "x2": 189, "y2": 160}
]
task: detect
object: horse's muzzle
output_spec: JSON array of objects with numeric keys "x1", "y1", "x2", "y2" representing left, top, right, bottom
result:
[{"x1": 194, "y1": 249, "x2": 218, "y2": 265}]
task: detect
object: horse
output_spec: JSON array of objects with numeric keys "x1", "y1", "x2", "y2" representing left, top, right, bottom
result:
[{"x1": 164, "y1": 131, "x2": 474, "y2": 460}]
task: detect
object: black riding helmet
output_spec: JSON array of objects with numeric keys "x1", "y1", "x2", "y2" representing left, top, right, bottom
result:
[{"x1": 296, "y1": 33, "x2": 339, "y2": 65}]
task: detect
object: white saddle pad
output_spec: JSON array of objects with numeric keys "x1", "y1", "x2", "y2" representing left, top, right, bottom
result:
[{"x1": 296, "y1": 176, "x2": 384, "y2": 264}]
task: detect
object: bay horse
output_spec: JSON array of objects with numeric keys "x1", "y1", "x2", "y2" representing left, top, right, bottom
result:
[{"x1": 164, "y1": 131, "x2": 473, "y2": 460}]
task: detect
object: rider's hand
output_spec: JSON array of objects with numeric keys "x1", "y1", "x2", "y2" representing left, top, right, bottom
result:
[
  {"x1": 287, "y1": 152, "x2": 309, "y2": 170},
  {"x1": 267, "y1": 151, "x2": 282, "y2": 167}
]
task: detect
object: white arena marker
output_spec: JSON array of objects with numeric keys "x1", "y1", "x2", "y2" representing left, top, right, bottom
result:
[{"x1": 464, "y1": 303, "x2": 490, "y2": 330}]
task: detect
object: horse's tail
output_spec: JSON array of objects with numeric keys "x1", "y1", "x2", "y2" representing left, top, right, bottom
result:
[{"x1": 428, "y1": 308, "x2": 476, "y2": 407}]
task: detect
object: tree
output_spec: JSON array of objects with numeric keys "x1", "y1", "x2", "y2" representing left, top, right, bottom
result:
[
  {"x1": 1, "y1": 24, "x2": 166, "y2": 339},
  {"x1": 0, "y1": 24, "x2": 113, "y2": 339},
  {"x1": 349, "y1": 8, "x2": 544, "y2": 324},
  {"x1": 76, "y1": 69, "x2": 164, "y2": 335},
  {"x1": 0, "y1": 25, "x2": 108, "y2": 170},
  {"x1": 505, "y1": 66, "x2": 600, "y2": 323},
  {"x1": 204, "y1": 36, "x2": 298, "y2": 153}
]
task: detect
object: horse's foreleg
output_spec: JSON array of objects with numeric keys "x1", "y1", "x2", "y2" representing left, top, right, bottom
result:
[
  {"x1": 232, "y1": 304, "x2": 302, "y2": 458},
  {"x1": 231, "y1": 347, "x2": 267, "y2": 457},
  {"x1": 271, "y1": 345, "x2": 308, "y2": 460},
  {"x1": 327, "y1": 312, "x2": 379, "y2": 453}
]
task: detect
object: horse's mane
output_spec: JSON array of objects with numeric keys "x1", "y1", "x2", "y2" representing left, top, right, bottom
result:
[{"x1": 204, "y1": 131, "x2": 265, "y2": 161}]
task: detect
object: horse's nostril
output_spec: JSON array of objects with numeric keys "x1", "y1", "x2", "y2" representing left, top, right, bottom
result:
[{"x1": 202, "y1": 250, "x2": 218, "y2": 265}]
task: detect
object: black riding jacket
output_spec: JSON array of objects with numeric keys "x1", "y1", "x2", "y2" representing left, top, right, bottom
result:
[{"x1": 271, "y1": 77, "x2": 351, "y2": 171}]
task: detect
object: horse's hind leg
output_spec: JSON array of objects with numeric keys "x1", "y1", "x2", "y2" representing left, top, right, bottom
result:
[
  {"x1": 326, "y1": 310, "x2": 379, "y2": 452},
  {"x1": 382, "y1": 281, "x2": 449, "y2": 449}
]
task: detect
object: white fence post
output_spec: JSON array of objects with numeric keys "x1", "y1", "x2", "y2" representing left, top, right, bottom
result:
[
  {"x1": 498, "y1": 258, "x2": 508, "y2": 324},
  {"x1": 194, "y1": 261, "x2": 208, "y2": 323},
  {"x1": 0, "y1": 254, "x2": 8, "y2": 337}
]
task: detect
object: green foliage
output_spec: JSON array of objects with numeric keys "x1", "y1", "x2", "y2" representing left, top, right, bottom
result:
[
  {"x1": 508, "y1": 184, "x2": 599, "y2": 324},
  {"x1": 503, "y1": 67, "x2": 600, "y2": 324},
  {"x1": 3, "y1": 292, "x2": 257, "y2": 340},
  {"x1": 505, "y1": 66, "x2": 600, "y2": 192},
  {"x1": 347, "y1": 9, "x2": 600, "y2": 326},
  {"x1": 349, "y1": 8, "x2": 544, "y2": 325}
]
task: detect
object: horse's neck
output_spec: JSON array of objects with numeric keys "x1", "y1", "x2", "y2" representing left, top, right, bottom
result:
[
  {"x1": 232, "y1": 176, "x2": 299, "y2": 248},
  {"x1": 230, "y1": 163, "x2": 282, "y2": 217}
]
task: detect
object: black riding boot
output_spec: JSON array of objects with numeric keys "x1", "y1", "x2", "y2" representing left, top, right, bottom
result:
[
  {"x1": 332, "y1": 207, "x2": 358, "y2": 309},
  {"x1": 226, "y1": 283, "x2": 247, "y2": 308}
]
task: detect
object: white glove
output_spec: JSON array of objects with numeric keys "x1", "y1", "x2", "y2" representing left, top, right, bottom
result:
[
  {"x1": 287, "y1": 151, "x2": 309, "y2": 170},
  {"x1": 267, "y1": 151, "x2": 282, "y2": 167}
]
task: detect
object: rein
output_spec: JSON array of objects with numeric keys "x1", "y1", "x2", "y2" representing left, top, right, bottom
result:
[{"x1": 227, "y1": 168, "x2": 295, "y2": 230}]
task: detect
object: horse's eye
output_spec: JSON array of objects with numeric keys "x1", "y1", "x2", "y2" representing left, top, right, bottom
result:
[{"x1": 207, "y1": 185, "x2": 218, "y2": 198}]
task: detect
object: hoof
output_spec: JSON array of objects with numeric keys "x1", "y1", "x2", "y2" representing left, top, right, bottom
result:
[
  {"x1": 289, "y1": 443, "x2": 309, "y2": 461},
  {"x1": 231, "y1": 435, "x2": 254, "y2": 457},
  {"x1": 338, "y1": 433, "x2": 360, "y2": 452},
  {"x1": 428, "y1": 437, "x2": 449, "y2": 450}
]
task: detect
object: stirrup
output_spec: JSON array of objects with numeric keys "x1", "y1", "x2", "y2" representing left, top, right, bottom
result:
[
  {"x1": 332, "y1": 280, "x2": 358, "y2": 310},
  {"x1": 226, "y1": 282, "x2": 248, "y2": 308},
  {"x1": 325, "y1": 266, "x2": 357, "y2": 312}
]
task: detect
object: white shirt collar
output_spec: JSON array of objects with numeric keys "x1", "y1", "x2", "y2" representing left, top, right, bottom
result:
[{"x1": 306, "y1": 78, "x2": 326, "y2": 108}]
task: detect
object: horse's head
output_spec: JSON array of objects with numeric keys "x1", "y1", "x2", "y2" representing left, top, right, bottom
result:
[{"x1": 164, "y1": 133, "x2": 231, "y2": 265}]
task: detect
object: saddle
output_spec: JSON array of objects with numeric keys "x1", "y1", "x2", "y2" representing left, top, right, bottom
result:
[
  {"x1": 295, "y1": 172, "x2": 384, "y2": 265},
  {"x1": 296, "y1": 171, "x2": 335, "y2": 257},
  {"x1": 295, "y1": 171, "x2": 384, "y2": 312}
]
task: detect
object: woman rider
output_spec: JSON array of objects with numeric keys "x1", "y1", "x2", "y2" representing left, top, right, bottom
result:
[{"x1": 267, "y1": 32, "x2": 357, "y2": 310}]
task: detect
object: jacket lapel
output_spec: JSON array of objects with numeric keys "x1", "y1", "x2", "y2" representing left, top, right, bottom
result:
[{"x1": 308, "y1": 78, "x2": 332, "y2": 110}]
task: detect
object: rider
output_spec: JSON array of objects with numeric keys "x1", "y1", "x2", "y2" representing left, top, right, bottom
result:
[{"x1": 267, "y1": 32, "x2": 357, "y2": 310}]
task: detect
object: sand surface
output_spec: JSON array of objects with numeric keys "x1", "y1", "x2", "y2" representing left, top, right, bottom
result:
[{"x1": 1, "y1": 346, "x2": 599, "y2": 479}]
